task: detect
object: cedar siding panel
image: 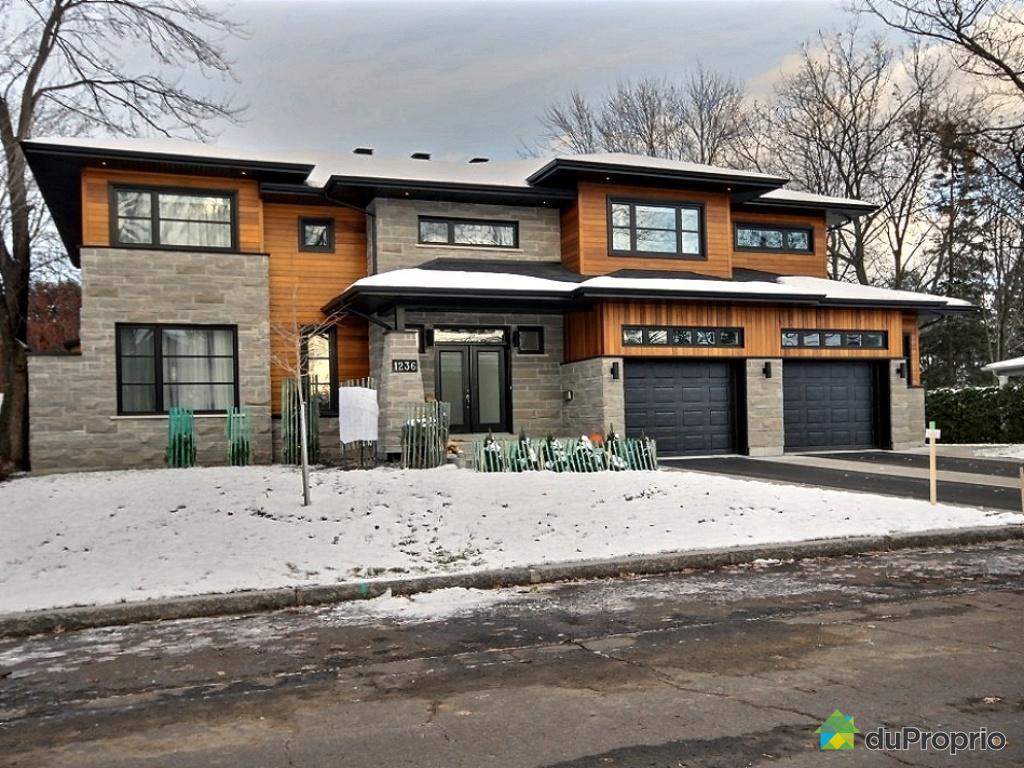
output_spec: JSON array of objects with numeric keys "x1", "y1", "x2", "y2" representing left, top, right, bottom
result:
[
  {"x1": 730, "y1": 208, "x2": 828, "y2": 277},
  {"x1": 81, "y1": 167, "x2": 264, "y2": 252},
  {"x1": 265, "y1": 203, "x2": 369, "y2": 414},
  {"x1": 568, "y1": 301, "x2": 907, "y2": 362},
  {"x1": 575, "y1": 182, "x2": 733, "y2": 277},
  {"x1": 903, "y1": 311, "x2": 922, "y2": 385}
]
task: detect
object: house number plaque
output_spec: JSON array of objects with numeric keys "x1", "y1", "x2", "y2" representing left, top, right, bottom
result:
[{"x1": 392, "y1": 359, "x2": 419, "y2": 373}]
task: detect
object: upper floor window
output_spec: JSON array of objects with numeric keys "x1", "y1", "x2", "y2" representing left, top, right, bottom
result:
[
  {"x1": 299, "y1": 218, "x2": 334, "y2": 252},
  {"x1": 609, "y1": 199, "x2": 704, "y2": 259},
  {"x1": 735, "y1": 223, "x2": 813, "y2": 253},
  {"x1": 117, "y1": 324, "x2": 238, "y2": 414},
  {"x1": 112, "y1": 186, "x2": 236, "y2": 250},
  {"x1": 418, "y1": 216, "x2": 518, "y2": 248}
]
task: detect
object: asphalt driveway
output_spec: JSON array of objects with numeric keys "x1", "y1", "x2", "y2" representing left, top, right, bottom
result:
[{"x1": 663, "y1": 450, "x2": 1024, "y2": 511}]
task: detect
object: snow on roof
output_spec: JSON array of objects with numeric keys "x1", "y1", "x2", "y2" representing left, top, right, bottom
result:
[
  {"x1": 580, "y1": 274, "x2": 806, "y2": 298},
  {"x1": 983, "y1": 355, "x2": 1024, "y2": 373},
  {"x1": 542, "y1": 152, "x2": 786, "y2": 182},
  {"x1": 26, "y1": 136, "x2": 876, "y2": 209},
  {"x1": 776, "y1": 275, "x2": 972, "y2": 308},
  {"x1": 353, "y1": 268, "x2": 578, "y2": 294},
  {"x1": 756, "y1": 188, "x2": 876, "y2": 209},
  {"x1": 347, "y1": 267, "x2": 972, "y2": 310}
]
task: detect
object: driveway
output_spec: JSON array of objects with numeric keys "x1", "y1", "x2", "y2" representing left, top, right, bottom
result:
[{"x1": 663, "y1": 449, "x2": 1024, "y2": 511}]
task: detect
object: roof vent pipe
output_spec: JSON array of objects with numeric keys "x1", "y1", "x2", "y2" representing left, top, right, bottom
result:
[
  {"x1": 411, "y1": 152, "x2": 431, "y2": 160},
  {"x1": 353, "y1": 147, "x2": 374, "y2": 155},
  {"x1": 469, "y1": 157, "x2": 489, "y2": 163}
]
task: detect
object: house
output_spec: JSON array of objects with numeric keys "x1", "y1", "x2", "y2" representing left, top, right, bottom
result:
[
  {"x1": 21, "y1": 137, "x2": 971, "y2": 472},
  {"x1": 982, "y1": 356, "x2": 1024, "y2": 385},
  {"x1": 816, "y1": 710, "x2": 860, "y2": 751}
]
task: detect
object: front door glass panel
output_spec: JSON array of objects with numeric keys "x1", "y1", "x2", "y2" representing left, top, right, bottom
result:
[
  {"x1": 475, "y1": 349, "x2": 502, "y2": 427},
  {"x1": 438, "y1": 350, "x2": 466, "y2": 427}
]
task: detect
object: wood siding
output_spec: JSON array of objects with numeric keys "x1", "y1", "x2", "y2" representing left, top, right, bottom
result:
[
  {"x1": 568, "y1": 182, "x2": 733, "y2": 277},
  {"x1": 566, "y1": 300, "x2": 912, "y2": 363},
  {"x1": 730, "y1": 209, "x2": 828, "y2": 277},
  {"x1": 265, "y1": 203, "x2": 369, "y2": 413},
  {"x1": 81, "y1": 167, "x2": 265, "y2": 252},
  {"x1": 902, "y1": 312, "x2": 921, "y2": 385}
]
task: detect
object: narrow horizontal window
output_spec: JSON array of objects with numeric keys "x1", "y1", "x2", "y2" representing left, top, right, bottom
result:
[
  {"x1": 609, "y1": 199, "x2": 704, "y2": 259},
  {"x1": 622, "y1": 325, "x2": 744, "y2": 348},
  {"x1": 735, "y1": 223, "x2": 814, "y2": 253},
  {"x1": 112, "y1": 186, "x2": 236, "y2": 250},
  {"x1": 117, "y1": 324, "x2": 238, "y2": 415},
  {"x1": 781, "y1": 329, "x2": 888, "y2": 349},
  {"x1": 417, "y1": 216, "x2": 518, "y2": 248}
]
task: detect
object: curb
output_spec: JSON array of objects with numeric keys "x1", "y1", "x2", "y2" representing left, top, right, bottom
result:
[{"x1": 1, "y1": 524, "x2": 1021, "y2": 639}]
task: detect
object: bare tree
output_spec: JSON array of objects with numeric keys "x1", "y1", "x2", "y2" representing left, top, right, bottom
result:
[
  {"x1": 534, "y1": 69, "x2": 748, "y2": 164},
  {"x1": 678, "y1": 64, "x2": 747, "y2": 165},
  {"x1": 0, "y1": 0, "x2": 245, "y2": 471},
  {"x1": 270, "y1": 296, "x2": 349, "y2": 506}
]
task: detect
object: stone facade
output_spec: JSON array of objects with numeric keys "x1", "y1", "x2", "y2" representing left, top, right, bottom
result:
[
  {"x1": 747, "y1": 358, "x2": 784, "y2": 456},
  {"x1": 889, "y1": 359, "x2": 926, "y2": 450},
  {"x1": 29, "y1": 248, "x2": 272, "y2": 473},
  {"x1": 370, "y1": 326, "x2": 425, "y2": 456},
  {"x1": 560, "y1": 357, "x2": 625, "y2": 437},
  {"x1": 368, "y1": 198, "x2": 561, "y2": 273}
]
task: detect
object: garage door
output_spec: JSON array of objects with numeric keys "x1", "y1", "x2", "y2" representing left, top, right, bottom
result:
[
  {"x1": 784, "y1": 361, "x2": 879, "y2": 451},
  {"x1": 624, "y1": 360, "x2": 737, "y2": 456}
]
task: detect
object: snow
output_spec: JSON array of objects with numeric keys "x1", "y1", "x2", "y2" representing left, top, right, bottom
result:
[
  {"x1": 1, "y1": 466, "x2": 1020, "y2": 614},
  {"x1": 351, "y1": 268, "x2": 972, "y2": 310},
  {"x1": 982, "y1": 356, "x2": 1024, "y2": 374},
  {"x1": 352, "y1": 268, "x2": 578, "y2": 293},
  {"x1": 535, "y1": 152, "x2": 787, "y2": 182},
  {"x1": 757, "y1": 188, "x2": 875, "y2": 209},
  {"x1": 973, "y1": 445, "x2": 1024, "y2": 460}
]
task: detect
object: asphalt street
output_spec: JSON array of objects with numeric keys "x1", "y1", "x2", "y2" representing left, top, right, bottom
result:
[{"x1": 1, "y1": 542, "x2": 1023, "y2": 767}]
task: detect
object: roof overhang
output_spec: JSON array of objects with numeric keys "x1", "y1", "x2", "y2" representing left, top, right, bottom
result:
[
  {"x1": 22, "y1": 139, "x2": 315, "y2": 267},
  {"x1": 322, "y1": 175, "x2": 576, "y2": 208},
  {"x1": 526, "y1": 158, "x2": 788, "y2": 196}
]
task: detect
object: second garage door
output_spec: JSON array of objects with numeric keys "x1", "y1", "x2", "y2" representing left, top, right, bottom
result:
[
  {"x1": 783, "y1": 360, "x2": 880, "y2": 451},
  {"x1": 624, "y1": 360, "x2": 737, "y2": 456}
]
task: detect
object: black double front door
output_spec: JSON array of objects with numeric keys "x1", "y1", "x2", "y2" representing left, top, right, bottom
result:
[{"x1": 436, "y1": 337, "x2": 508, "y2": 433}]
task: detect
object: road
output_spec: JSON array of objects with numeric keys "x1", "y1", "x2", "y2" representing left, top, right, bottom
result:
[{"x1": 2, "y1": 542, "x2": 1023, "y2": 767}]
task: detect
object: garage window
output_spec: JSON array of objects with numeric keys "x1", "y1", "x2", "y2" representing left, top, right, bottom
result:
[
  {"x1": 782, "y1": 329, "x2": 886, "y2": 349},
  {"x1": 623, "y1": 325, "x2": 744, "y2": 348}
]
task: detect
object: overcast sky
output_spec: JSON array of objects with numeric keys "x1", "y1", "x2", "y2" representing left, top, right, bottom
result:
[{"x1": 205, "y1": 0, "x2": 873, "y2": 160}]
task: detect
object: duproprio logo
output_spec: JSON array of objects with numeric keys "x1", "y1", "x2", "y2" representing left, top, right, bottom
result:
[{"x1": 816, "y1": 710, "x2": 860, "y2": 751}]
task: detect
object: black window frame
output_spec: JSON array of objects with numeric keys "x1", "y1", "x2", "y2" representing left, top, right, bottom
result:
[
  {"x1": 109, "y1": 184, "x2": 239, "y2": 252},
  {"x1": 780, "y1": 329, "x2": 888, "y2": 349},
  {"x1": 298, "y1": 217, "x2": 335, "y2": 253},
  {"x1": 514, "y1": 325, "x2": 545, "y2": 355},
  {"x1": 621, "y1": 325, "x2": 744, "y2": 348},
  {"x1": 733, "y1": 222, "x2": 815, "y2": 254},
  {"x1": 417, "y1": 216, "x2": 520, "y2": 249},
  {"x1": 301, "y1": 325, "x2": 339, "y2": 416},
  {"x1": 115, "y1": 323, "x2": 240, "y2": 415},
  {"x1": 607, "y1": 198, "x2": 707, "y2": 260}
]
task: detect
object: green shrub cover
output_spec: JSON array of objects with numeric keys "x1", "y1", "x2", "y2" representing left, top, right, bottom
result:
[{"x1": 925, "y1": 382, "x2": 1024, "y2": 443}]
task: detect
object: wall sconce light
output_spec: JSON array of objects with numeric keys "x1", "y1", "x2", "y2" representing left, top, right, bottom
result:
[
  {"x1": 897, "y1": 362, "x2": 907, "y2": 379},
  {"x1": 563, "y1": 390, "x2": 574, "y2": 402},
  {"x1": 610, "y1": 362, "x2": 621, "y2": 380},
  {"x1": 762, "y1": 361, "x2": 773, "y2": 379}
]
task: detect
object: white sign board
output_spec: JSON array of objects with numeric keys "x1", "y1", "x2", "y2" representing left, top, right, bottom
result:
[{"x1": 925, "y1": 428, "x2": 941, "y2": 441}]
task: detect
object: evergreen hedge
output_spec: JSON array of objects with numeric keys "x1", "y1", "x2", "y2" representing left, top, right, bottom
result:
[{"x1": 925, "y1": 382, "x2": 1024, "y2": 443}]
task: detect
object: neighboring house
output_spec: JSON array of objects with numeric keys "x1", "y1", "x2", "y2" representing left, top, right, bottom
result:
[
  {"x1": 22, "y1": 137, "x2": 970, "y2": 472},
  {"x1": 982, "y1": 356, "x2": 1024, "y2": 385}
]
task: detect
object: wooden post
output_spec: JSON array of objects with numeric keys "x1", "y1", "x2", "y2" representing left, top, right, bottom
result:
[
  {"x1": 1019, "y1": 466, "x2": 1023, "y2": 514},
  {"x1": 925, "y1": 420, "x2": 941, "y2": 505}
]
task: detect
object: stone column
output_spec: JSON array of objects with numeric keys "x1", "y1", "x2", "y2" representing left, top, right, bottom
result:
[
  {"x1": 560, "y1": 356, "x2": 625, "y2": 437},
  {"x1": 889, "y1": 359, "x2": 925, "y2": 450},
  {"x1": 370, "y1": 326, "x2": 425, "y2": 457},
  {"x1": 747, "y1": 358, "x2": 784, "y2": 457}
]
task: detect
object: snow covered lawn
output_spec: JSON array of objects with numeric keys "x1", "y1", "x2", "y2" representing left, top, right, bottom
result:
[
  {"x1": 973, "y1": 444, "x2": 1024, "y2": 460},
  {"x1": 1, "y1": 465, "x2": 1020, "y2": 614}
]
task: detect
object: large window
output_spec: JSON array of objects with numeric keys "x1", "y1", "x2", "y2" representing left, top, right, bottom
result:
[
  {"x1": 117, "y1": 325, "x2": 238, "y2": 414},
  {"x1": 302, "y1": 327, "x2": 338, "y2": 414},
  {"x1": 112, "y1": 186, "x2": 236, "y2": 250},
  {"x1": 609, "y1": 199, "x2": 704, "y2": 259},
  {"x1": 418, "y1": 216, "x2": 518, "y2": 248},
  {"x1": 735, "y1": 223, "x2": 813, "y2": 253}
]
